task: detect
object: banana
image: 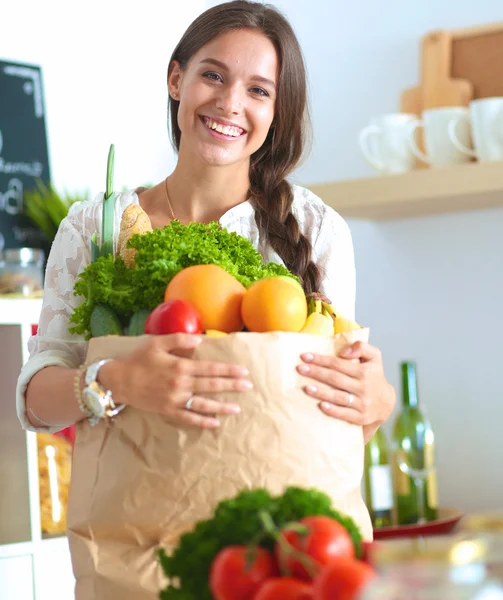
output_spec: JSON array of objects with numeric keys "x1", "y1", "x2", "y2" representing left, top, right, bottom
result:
[
  {"x1": 305, "y1": 294, "x2": 362, "y2": 335},
  {"x1": 333, "y1": 315, "x2": 362, "y2": 334},
  {"x1": 206, "y1": 330, "x2": 228, "y2": 338},
  {"x1": 306, "y1": 294, "x2": 362, "y2": 334},
  {"x1": 300, "y1": 312, "x2": 334, "y2": 336}
]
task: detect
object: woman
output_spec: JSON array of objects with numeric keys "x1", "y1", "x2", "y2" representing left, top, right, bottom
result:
[
  {"x1": 18, "y1": 1, "x2": 395, "y2": 438},
  {"x1": 17, "y1": 1, "x2": 395, "y2": 596}
]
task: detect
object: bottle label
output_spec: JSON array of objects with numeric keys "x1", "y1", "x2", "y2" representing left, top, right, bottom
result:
[
  {"x1": 425, "y1": 442, "x2": 438, "y2": 508},
  {"x1": 369, "y1": 464, "x2": 393, "y2": 510},
  {"x1": 427, "y1": 468, "x2": 439, "y2": 508}
]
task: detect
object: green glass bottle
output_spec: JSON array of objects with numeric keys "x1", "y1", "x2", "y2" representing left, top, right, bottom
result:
[
  {"x1": 364, "y1": 427, "x2": 393, "y2": 528},
  {"x1": 392, "y1": 361, "x2": 438, "y2": 525}
]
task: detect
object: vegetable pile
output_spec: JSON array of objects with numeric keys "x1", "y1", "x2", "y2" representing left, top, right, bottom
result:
[
  {"x1": 69, "y1": 204, "x2": 364, "y2": 340},
  {"x1": 158, "y1": 486, "x2": 375, "y2": 600},
  {"x1": 69, "y1": 220, "x2": 294, "y2": 339}
]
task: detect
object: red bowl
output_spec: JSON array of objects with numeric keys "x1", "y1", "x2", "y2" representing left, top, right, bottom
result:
[{"x1": 373, "y1": 507, "x2": 464, "y2": 540}]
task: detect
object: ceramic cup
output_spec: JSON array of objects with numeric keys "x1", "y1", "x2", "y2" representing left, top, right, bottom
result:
[
  {"x1": 449, "y1": 97, "x2": 503, "y2": 162},
  {"x1": 406, "y1": 107, "x2": 474, "y2": 167},
  {"x1": 359, "y1": 113, "x2": 418, "y2": 174}
]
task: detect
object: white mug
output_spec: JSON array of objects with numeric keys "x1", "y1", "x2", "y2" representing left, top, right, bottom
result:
[
  {"x1": 406, "y1": 107, "x2": 473, "y2": 167},
  {"x1": 449, "y1": 97, "x2": 503, "y2": 162},
  {"x1": 359, "y1": 113, "x2": 418, "y2": 174}
]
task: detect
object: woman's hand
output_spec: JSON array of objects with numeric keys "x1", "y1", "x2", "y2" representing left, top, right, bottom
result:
[
  {"x1": 296, "y1": 341, "x2": 396, "y2": 435},
  {"x1": 101, "y1": 334, "x2": 252, "y2": 429}
]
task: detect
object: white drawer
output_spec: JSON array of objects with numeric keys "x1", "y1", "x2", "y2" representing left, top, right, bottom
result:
[{"x1": 0, "y1": 554, "x2": 34, "y2": 600}]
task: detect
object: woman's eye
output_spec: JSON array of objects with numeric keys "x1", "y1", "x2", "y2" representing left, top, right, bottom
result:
[
  {"x1": 202, "y1": 71, "x2": 222, "y2": 82},
  {"x1": 251, "y1": 87, "x2": 269, "y2": 97}
]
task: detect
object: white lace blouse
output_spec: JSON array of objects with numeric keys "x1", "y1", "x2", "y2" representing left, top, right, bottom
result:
[{"x1": 16, "y1": 184, "x2": 356, "y2": 434}]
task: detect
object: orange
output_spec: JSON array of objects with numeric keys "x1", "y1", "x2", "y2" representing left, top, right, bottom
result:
[
  {"x1": 164, "y1": 264, "x2": 246, "y2": 333},
  {"x1": 241, "y1": 277, "x2": 308, "y2": 332}
]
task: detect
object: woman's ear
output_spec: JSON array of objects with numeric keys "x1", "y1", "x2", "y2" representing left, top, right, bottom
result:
[{"x1": 168, "y1": 60, "x2": 182, "y2": 100}]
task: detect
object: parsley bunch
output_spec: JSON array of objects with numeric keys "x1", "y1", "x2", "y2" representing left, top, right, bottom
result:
[
  {"x1": 158, "y1": 486, "x2": 362, "y2": 599},
  {"x1": 69, "y1": 221, "x2": 296, "y2": 339}
]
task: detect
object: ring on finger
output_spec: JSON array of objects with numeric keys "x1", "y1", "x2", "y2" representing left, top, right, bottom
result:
[
  {"x1": 185, "y1": 395, "x2": 195, "y2": 411},
  {"x1": 347, "y1": 392, "x2": 355, "y2": 407}
]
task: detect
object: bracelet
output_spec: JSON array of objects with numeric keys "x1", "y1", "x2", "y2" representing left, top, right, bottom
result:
[{"x1": 74, "y1": 364, "x2": 92, "y2": 419}]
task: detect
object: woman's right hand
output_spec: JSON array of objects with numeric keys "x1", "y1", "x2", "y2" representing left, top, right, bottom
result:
[{"x1": 100, "y1": 334, "x2": 252, "y2": 429}]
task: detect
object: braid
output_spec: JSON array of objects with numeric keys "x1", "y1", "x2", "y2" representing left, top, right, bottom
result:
[{"x1": 250, "y1": 168, "x2": 321, "y2": 295}]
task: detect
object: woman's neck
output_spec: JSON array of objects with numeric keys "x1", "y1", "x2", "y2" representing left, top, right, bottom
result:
[{"x1": 166, "y1": 153, "x2": 251, "y2": 224}]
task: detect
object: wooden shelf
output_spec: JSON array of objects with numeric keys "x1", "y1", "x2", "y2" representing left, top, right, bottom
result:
[{"x1": 306, "y1": 160, "x2": 503, "y2": 220}]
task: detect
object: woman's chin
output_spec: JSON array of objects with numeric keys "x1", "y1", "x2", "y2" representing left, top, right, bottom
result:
[{"x1": 198, "y1": 146, "x2": 248, "y2": 168}]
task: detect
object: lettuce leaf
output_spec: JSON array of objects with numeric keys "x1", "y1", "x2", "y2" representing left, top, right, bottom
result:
[{"x1": 69, "y1": 221, "x2": 297, "y2": 339}]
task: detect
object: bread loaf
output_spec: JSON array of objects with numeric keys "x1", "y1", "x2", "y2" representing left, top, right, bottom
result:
[{"x1": 117, "y1": 204, "x2": 153, "y2": 267}]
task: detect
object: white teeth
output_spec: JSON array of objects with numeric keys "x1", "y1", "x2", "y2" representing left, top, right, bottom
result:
[{"x1": 204, "y1": 117, "x2": 242, "y2": 137}]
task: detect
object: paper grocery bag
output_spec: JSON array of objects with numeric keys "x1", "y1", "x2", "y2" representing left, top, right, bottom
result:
[{"x1": 67, "y1": 330, "x2": 373, "y2": 600}]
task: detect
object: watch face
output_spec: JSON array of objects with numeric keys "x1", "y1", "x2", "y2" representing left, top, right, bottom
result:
[{"x1": 83, "y1": 386, "x2": 106, "y2": 419}]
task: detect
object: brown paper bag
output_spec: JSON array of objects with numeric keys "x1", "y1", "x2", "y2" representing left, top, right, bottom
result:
[{"x1": 67, "y1": 330, "x2": 373, "y2": 600}]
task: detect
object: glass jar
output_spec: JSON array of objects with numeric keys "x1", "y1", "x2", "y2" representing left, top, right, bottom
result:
[
  {"x1": 361, "y1": 534, "x2": 503, "y2": 600},
  {"x1": 0, "y1": 247, "x2": 44, "y2": 296}
]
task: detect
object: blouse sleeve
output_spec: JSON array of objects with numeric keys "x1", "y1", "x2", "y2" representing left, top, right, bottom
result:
[
  {"x1": 16, "y1": 207, "x2": 92, "y2": 434},
  {"x1": 313, "y1": 206, "x2": 357, "y2": 322}
]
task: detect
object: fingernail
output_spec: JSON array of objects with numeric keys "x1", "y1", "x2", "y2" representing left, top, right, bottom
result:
[
  {"x1": 306, "y1": 384, "x2": 317, "y2": 394},
  {"x1": 238, "y1": 367, "x2": 250, "y2": 376},
  {"x1": 298, "y1": 364, "x2": 310, "y2": 375},
  {"x1": 229, "y1": 405, "x2": 241, "y2": 414},
  {"x1": 341, "y1": 346, "x2": 353, "y2": 357},
  {"x1": 302, "y1": 353, "x2": 314, "y2": 362},
  {"x1": 239, "y1": 380, "x2": 253, "y2": 390},
  {"x1": 321, "y1": 401, "x2": 332, "y2": 410},
  {"x1": 189, "y1": 335, "x2": 203, "y2": 344},
  {"x1": 209, "y1": 419, "x2": 220, "y2": 428}
]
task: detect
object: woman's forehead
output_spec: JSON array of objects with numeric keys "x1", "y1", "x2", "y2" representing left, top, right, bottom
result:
[{"x1": 189, "y1": 29, "x2": 279, "y2": 80}]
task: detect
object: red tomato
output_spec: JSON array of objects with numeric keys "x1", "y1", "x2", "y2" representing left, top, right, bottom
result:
[
  {"x1": 313, "y1": 558, "x2": 375, "y2": 600},
  {"x1": 209, "y1": 546, "x2": 278, "y2": 600},
  {"x1": 144, "y1": 300, "x2": 203, "y2": 335},
  {"x1": 253, "y1": 577, "x2": 314, "y2": 600},
  {"x1": 276, "y1": 516, "x2": 355, "y2": 581}
]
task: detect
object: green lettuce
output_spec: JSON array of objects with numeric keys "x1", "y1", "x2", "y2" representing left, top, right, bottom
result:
[{"x1": 69, "y1": 221, "x2": 297, "y2": 339}]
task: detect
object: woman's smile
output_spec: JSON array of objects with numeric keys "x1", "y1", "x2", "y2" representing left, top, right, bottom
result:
[{"x1": 200, "y1": 115, "x2": 246, "y2": 141}]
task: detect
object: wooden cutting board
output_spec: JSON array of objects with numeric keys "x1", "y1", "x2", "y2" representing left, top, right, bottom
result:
[{"x1": 400, "y1": 30, "x2": 474, "y2": 167}]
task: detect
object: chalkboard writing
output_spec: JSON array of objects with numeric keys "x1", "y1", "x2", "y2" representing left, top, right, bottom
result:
[{"x1": 0, "y1": 59, "x2": 51, "y2": 251}]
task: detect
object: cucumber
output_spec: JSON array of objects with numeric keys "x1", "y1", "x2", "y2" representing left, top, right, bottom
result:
[
  {"x1": 90, "y1": 304, "x2": 123, "y2": 337},
  {"x1": 128, "y1": 308, "x2": 151, "y2": 336}
]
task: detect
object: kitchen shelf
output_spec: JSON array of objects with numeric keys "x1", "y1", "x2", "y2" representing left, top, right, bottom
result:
[{"x1": 306, "y1": 160, "x2": 503, "y2": 220}]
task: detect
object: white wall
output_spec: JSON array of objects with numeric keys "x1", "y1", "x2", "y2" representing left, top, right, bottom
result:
[
  {"x1": 2, "y1": 0, "x2": 501, "y2": 515},
  {"x1": 1, "y1": 0, "x2": 206, "y2": 196}
]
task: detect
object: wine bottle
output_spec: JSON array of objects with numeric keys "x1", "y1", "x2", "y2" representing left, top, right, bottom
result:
[
  {"x1": 363, "y1": 426, "x2": 393, "y2": 528},
  {"x1": 392, "y1": 361, "x2": 438, "y2": 525}
]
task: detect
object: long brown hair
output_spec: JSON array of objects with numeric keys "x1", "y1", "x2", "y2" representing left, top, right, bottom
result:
[{"x1": 167, "y1": 0, "x2": 321, "y2": 293}]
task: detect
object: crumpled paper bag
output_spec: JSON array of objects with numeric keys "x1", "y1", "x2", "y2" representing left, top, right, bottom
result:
[{"x1": 67, "y1": 330, "x2": 372, "y2": 600}]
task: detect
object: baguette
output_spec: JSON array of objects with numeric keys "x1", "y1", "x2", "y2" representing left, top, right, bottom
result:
[{"x1": 117, "y1": 204, "x2": 153, "y2": 267}]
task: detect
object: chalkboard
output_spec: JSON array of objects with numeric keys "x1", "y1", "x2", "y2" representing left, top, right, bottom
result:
[{"x1": 0, "y1": 59, "x2": 51, "y2": 252}]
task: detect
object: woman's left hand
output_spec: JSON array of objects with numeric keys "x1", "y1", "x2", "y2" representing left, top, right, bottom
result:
[{"x1": 296, "y1": 341, "x2": 396, "y2": 431}]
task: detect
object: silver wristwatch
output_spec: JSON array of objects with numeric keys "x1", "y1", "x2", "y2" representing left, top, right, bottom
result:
[{"x1": 81, "y1": 359, "x2": 125, "y2": 425}]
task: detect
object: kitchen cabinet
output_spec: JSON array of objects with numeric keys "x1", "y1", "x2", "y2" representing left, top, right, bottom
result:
[{"x1": 0, "y1": 298, "x2": 75, "y2": 600}]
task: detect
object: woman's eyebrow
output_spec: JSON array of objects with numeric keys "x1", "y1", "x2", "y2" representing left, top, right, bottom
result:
[{"x1": 199, "y1": 57, "x2": 276, "y2": 89}]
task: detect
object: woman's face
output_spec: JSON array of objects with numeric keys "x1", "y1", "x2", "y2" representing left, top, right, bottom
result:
[{"x1": 169, "y1": 28, "x2": 278, "y2": 168}]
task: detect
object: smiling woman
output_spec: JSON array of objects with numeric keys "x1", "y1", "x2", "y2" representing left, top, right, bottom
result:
[{"x1": 17, "y1": 1, "x2": 396, "y2": 598}]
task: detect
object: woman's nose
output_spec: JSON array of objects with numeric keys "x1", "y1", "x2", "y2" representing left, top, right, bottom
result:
[{"x1": 215, "y1": 84, "x2": 244, "y2": 115}]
